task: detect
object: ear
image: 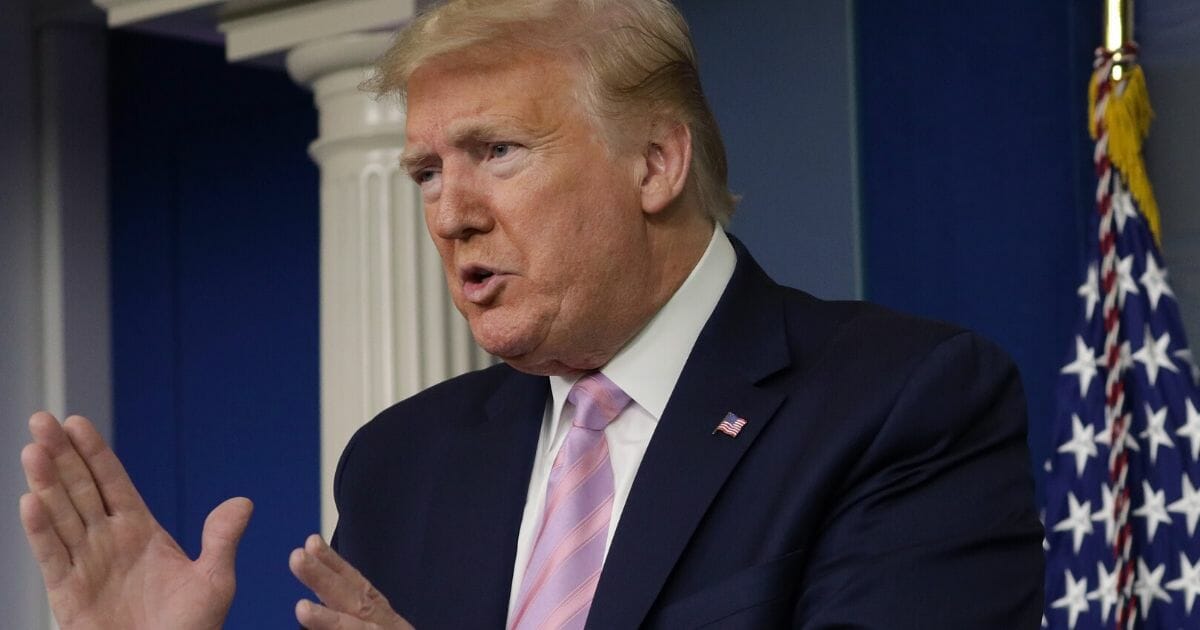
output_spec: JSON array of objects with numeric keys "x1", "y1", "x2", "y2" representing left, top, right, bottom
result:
[{"x1": 639, "y1": 121, "x2": 693, "y2": 215}]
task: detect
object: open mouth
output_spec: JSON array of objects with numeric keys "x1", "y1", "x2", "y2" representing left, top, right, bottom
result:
[
  {"x1": 464, "y1": 267, "x2": 495, "y2": 284},
  {"x1": 460, "y1": 265, "x2": 507, "y2": 304}
]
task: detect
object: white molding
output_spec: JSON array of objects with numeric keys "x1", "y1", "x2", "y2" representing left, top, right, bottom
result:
[
  {"x1": 220, "y1": 0, "x2": 412, "y2": 61},
  {"x1": 91, "y1": 0, "x2": 412, "y2": 63},
  {"x1": 92, "y1": 0, "x2": 220, "y2": 27}
]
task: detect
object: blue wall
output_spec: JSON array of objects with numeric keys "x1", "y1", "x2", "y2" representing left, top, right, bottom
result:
[
  {"x1": 680, "y1": 0, "x2": 860, "y2": 300},
  {"x1": 855, "y1": 0, "x2": 1102, "y2": 500},
  {"x1": 110, "y1": 32, "x2": 319, "y2": 628}
]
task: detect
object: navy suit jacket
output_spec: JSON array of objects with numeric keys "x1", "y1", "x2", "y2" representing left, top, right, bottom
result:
[{"x1": 330, "y1": 238, "x2": 1045, "y2": 628}]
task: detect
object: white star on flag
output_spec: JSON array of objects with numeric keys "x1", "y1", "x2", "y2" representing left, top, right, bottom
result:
[
  {"x1": 1140, "y1": 253, "x2": 1175, "y2": 311},
  {"x1": 1116, "y1": 254, "x2": 1140, "y2": 306},
  {"x1": 1140, "y1": 403, "x2": 1175, "y2": 465},
  {"x1": 1058, "y1": 414, "x2": 1097, "y2": 476},
  {"x1": 1054, "y1": 492, "x2": 1094, "y2": 553},
  {"x1": 1168, "y1": 553, "x2": 1200, "y2": 615},
  {"x1": 1087, "y1": 561, "x2": 1119, "y2": 624},
  {"x1": 1092, "y1": 484, "x2": 1117, "y2": 545},
  {"x1": 1179, "y1": 399, "x2": 1200, "y2": 461},
  {"x1": 1135, "y1": 480, "x2": 1173, "y2": 541},
  {"x1": 1078, "y1": 264, "x2": 1100, "y2": 320},
  {"x1": 1061, "y1": 336, "x2": 1099, "y2": 397},
  {"x1": 1051, "y1": 570, "x2": 1090, "y2": 630},
  {"x1": 1135, "y1": 559, "x2": 1173, "y2": 619},
  {"x1": 1169, "y1": 474, "x2": 1200, "y2": 537},
  {"x1": 1133, "y1": 325, "x2": 1179, "y2": 386},
  {"x1": 1176, "y1": 349, "x2": 1200, "y2": 385},
  {"x1": 1112, "y1": 178, "x2": 1139, "y2": 233}
]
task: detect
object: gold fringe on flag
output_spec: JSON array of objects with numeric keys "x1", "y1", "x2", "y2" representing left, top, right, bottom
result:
[{"x1": 1088, "y1": 63, "x2": 1162, "y2": 244}]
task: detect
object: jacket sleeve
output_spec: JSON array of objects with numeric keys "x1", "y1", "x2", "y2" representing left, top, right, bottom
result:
[{"x1": 793, "y1": 331, "x2": 1045, "y2": 629}]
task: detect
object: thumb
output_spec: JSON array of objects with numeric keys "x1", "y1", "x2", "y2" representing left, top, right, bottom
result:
[{"x1": 198, "y1": 497, "x2": 253, "y2": 578}]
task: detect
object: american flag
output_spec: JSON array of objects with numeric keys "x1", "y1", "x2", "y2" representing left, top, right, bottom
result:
[
  {"x1": 713, "y1": 413, "x2": 747, "y2": 438},
  {"x1": 1043, "y1": 47, "x2": 1200, "y2": 629}
]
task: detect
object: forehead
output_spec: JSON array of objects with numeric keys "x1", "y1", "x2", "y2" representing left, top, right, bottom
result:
[{"x1": 404, "y1": 49, "x2": 584, "y2": 144}]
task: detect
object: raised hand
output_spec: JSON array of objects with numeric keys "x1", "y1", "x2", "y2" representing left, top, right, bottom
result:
[
  {"x1": 290, "y1": 534, "x2": 416, "y2": 630},
  {"x1": 18, "y1": 412, "x2": 253, "y2": 630}
]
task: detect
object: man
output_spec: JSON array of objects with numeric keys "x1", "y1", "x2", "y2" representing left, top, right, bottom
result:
[{"x1": 18, "y1": 1, "x2": 1044, "y2": 628}]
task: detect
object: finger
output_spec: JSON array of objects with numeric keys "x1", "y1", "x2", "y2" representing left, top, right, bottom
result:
[
  {"x1": 289, "y1": 536, "x2": 395, "y2": 623},
  {"x1": 61, "y1": 414, "x2": 149, "y2": 515},
  {"x1": 306, "y1": 534, "x2": 363, "y2": 581},
  {"x1": 19, "y1": 493, "x2": 71, "y2": 588},
  {"x1": 21, "y1": 443, "x2": 87, "y2": 551},
  {"x1": 290, "y1": 546, "x2": 365, "y2": 616},
  {"x1": 29, "y1": 413, "x2": 108, "y2": 524},
  {"x1": 295, "y1": 598, "x2": 370, "y2": 630},
  {"x1": 198, "y1": 497, "x2": 254, "y2": 580}
]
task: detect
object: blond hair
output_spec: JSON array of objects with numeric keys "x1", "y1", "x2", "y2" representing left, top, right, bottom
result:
[{"x1": 368, "y1": 0, "x2": 737, "y2": 224}]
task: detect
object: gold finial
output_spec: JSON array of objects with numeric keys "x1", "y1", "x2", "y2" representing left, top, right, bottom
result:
[{"x1": 1104, "y1": 0, "x2": 1134, "y2": 81}]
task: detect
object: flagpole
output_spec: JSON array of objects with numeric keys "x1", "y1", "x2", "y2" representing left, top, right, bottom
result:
[{"x1": 1103, "y1": 0, "x2": 1134, "y2": 81}]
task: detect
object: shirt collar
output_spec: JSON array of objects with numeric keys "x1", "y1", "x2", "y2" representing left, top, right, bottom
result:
[{"x1": 548, "y1": 226, "x2": 737, "y2": 422}]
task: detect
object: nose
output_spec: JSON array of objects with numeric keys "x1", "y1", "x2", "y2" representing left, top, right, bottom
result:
[{"x1": 427, "y1": 165, "x2": 493, "y2": 241}]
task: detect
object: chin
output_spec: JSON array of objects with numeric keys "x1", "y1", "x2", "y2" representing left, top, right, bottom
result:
[
  {"x1": 466, "y1": 316, "x2": 577, "y2": 376},
  {"x1": 468, "y1": 313, "x2": 541, "y2": 364}
]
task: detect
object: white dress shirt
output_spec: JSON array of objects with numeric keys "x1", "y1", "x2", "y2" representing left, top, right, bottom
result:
[{"x1": 506, "y1": 226, "x2": 737, "y2": 619}]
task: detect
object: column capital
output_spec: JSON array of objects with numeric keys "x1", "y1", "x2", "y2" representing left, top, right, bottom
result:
[
  {"x1": 287, "y1": 31, "x2": 404, "y2": 166},
  {"x1": 285, "y1": 31, "x2": 393, "y2": 88}
]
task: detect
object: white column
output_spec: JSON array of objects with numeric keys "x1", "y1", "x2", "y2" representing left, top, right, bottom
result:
[{"x1": 287, "y1": 33, "x2": 492, "y2": 537}]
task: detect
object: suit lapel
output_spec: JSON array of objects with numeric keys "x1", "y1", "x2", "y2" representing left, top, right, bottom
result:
[
  {"x1": 587, "y1": 242, "x2": 792, "y2": 629},
  {"x1": 417, "y1": 369, "x2": 546, "y2": 628}
]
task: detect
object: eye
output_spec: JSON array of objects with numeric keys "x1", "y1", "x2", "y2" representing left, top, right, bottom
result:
[
  {"x1": 490, "y1": 143, "x2": 513, "y2": 159},
  {"x1": 413, "y1": 169, "x2": 439, "y2": 184}
]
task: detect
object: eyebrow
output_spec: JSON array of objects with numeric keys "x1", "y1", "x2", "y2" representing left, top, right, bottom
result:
[
  {"x1": 399, "y1": 149, "x2": 433, "y2": 172},
  {"x1": 400, "y1": 118, "x2": 534, "y2": 171}
]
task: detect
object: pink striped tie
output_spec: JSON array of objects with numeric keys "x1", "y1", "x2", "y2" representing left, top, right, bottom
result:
[{"x1": 510, "y1": 372, "x2": 631, "y2": 630}]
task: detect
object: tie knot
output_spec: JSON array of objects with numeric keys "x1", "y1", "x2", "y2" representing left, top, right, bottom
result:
[{"x1": 567, "y1": 372, "x2": 631, "y2": 431}]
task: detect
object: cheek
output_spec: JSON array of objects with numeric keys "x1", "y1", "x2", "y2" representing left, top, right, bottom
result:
[{"x1": 429, "y1": 238, "x2": 461, "y2": 295}]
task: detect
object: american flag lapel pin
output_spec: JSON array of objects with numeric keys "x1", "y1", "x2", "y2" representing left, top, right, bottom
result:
[{"x1": 713, "y1": 412, "x2": 748, "y2": 438}]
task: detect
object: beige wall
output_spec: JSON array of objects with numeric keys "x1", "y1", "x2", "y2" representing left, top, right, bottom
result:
[
  {"x1": 0, "y1": 2, "x2": 111, "y2": 627},
  {"x1": 0, "y1": 0, "x2": 50, "y2": 625}
]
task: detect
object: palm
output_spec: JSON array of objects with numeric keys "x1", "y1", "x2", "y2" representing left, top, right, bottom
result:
[
  {"x1": 20, "y1": 413, "x2": 252, "y2": 630},
  {"x1": 52, "y1": 516, "x2": 229, "y2": 629}
]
